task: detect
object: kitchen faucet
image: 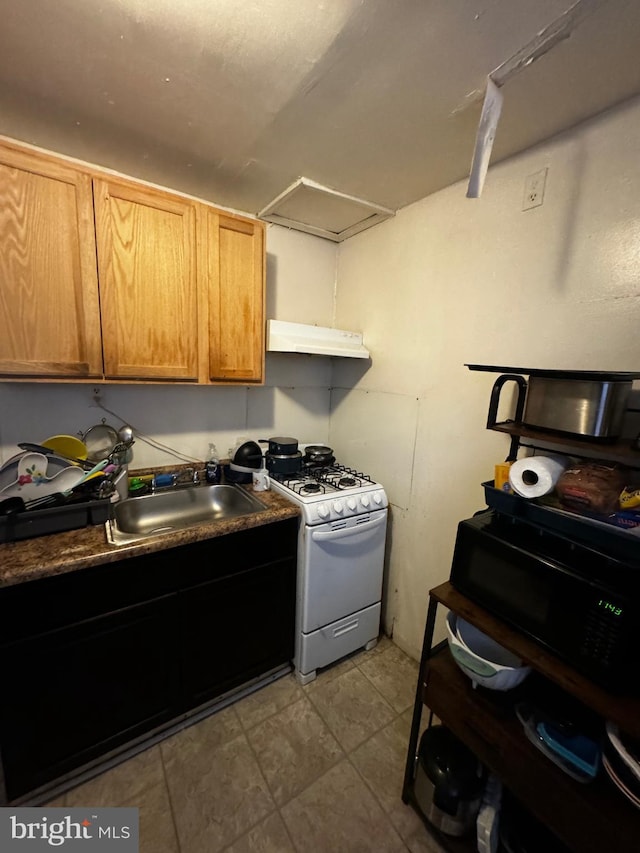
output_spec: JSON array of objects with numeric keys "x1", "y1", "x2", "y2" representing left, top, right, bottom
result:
[{"x1": 151, "y1": 467, "x2": 200, "y2": 492}]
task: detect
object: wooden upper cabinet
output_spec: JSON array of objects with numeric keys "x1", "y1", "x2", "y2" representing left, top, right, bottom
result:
[
  {"x1": 205, "y1": 210, "x2": 265, "y2": 382},
  {"x1": 0, "y1": 139, "x2": 266, "y2": 385},
  {"x1": 94, "y1": 179, "x2": 199, "y2": 381},
  {"x1": 0, "y1": 146, "x2": 103, "y2": 377}
]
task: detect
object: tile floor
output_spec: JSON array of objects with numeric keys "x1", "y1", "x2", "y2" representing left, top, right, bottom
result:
[{"x1": 48, "y1": 637, "x2": 445, "y2": 853}]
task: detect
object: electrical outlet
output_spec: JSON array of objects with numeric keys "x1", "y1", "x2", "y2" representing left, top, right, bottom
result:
[{"x1": 522, "y1": 167, "x2": 548, "y2": 210}]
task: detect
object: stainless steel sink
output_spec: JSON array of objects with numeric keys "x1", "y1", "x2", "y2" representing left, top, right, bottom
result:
[{"x1": 106, "y1": 484, "x2": 267, "y2": 546}]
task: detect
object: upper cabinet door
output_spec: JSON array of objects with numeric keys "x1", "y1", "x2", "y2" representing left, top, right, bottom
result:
[
  {"x1": 206, "y1": 211, "x2": 265, "y2": 383},
  {"x1": 0, "y1": 146, "x2": 103, "y2": 378},
  {"x1": 94, "y1": 179, "x2": 199, "y2": 381}
]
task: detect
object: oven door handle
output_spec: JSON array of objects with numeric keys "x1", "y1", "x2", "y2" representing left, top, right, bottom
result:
[{"x1": 311, "y1": 513, "x2": 387, "y2": 541}]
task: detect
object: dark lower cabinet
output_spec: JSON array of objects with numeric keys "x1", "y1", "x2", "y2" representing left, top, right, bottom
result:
[
  {"x1": 0, "y1": 517, "x2": 297, "y2": 802},
  {"x1": 181, "y1": 557, "x2": 296, "y2": 706},
  {"x1": 0, "y1": 596, "x2": 181, "y2": 801}
]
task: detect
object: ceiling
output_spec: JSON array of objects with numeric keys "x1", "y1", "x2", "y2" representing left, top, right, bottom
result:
[{"x1": 1, "y1": 0, "x2": 640, "y2": 236}]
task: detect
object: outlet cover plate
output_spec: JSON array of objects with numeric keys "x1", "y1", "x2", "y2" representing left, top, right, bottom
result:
[{"x1": 523, "y1": 167, "x2": 548, "y2": 210}]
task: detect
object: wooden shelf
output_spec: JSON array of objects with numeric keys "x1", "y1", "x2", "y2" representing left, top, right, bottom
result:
[
  {"x1": 430, "y1": 582, "x2": 640, "y2": 739},
  {"x1": 423, "y1": 646, "x2": 639, "y2": 853},
  {"x1": 490, "y1": 421, "x2": 640, "y2": 466},
  {"x1": 404, "y1": 583, "x2": 640, "y2": 853}
]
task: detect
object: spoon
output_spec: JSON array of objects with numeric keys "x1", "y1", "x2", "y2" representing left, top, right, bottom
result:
[{"x1": 117, "y1": 425, "x2": 135, "y2": 445}]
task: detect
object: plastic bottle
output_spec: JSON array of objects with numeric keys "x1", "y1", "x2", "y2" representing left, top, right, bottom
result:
[{"x1": 205, "y1": 443, "x2": 221, "y2": 484}]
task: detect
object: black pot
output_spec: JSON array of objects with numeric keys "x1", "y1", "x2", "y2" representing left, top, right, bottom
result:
[
  {"x1": 267, "y1": 436, "x2": 299, "y2": 455},
  {"x1": 303, "y1": 445, "x2": 335, "y2": 467},
  {"x1": 265, "y1": 451, "x2": 303, "y2": 475}
]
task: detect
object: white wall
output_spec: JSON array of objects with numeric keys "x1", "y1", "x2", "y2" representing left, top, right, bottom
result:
[
  {"x1": 0, "y1": 224, "x2": 338, "y2": 467},
  {"x1": 330, "y1": 95, "x2": 640, "y2": 659}
]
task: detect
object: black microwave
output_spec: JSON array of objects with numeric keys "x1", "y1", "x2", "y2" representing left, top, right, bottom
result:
[{"x1": 449, "y1": 511, "x2": 640, "y2": 692}]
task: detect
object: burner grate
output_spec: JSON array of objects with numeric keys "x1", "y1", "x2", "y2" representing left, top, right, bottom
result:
[
  {"x1": 272, "y1": 472, "x2": 328, "y2": 495},
  {"x1": 319, "y1": 464, "x2": 374, "y2": 490},
  {"x1": 272, "y1": 462, "x2": 376, "y2": 496}
]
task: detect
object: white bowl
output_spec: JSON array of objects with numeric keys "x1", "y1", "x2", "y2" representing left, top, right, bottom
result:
[
  {"x1": 457, "y1": 617, "x2": 525, "y2": 668},
  {"x1": 606, "y1": 721, "x2": 640, "y2": 783},
  {"x1": 446, "y1": 612, "x2": 531, "y2": 691}
]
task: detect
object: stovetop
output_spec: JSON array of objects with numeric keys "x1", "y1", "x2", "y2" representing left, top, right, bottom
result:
[{"x1": 270, "y1": 463, "x2": 388, "y2": 525}]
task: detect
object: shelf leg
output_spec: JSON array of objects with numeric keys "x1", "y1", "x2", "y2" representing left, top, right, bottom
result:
[{"x1": 401, "y1": 594, "x2": 438, "y2": 803}]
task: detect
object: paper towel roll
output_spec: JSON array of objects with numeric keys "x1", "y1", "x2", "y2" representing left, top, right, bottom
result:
[{"x1": 508, "y1": 455, "x2": 567, "y2": 499}]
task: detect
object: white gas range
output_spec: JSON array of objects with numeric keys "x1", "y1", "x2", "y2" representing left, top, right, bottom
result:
[{"x1": 270, "y1": 462, "x2": 389, "y2": 684}]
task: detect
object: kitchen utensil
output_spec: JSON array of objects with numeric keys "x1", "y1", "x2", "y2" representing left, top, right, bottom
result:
[
  {"x1": 41, "y1": 435, "x2": 88, "y2": 461},
  {"x1": 515, "y1": 703, "x2": 598, "y2": 784},
  {"x1": 0, "y1": 496, "x2": 26, "y2": 542},
  {"x1": 232, "y1": 441, "x2": 263, "y2": 469},
  {"x1": 413, "y1": 725, "x2": 484, "y2": 837},
  {"x1": 606, "y1": 721, "x2": 640, "y2": 782},
  {"x1": 265, "y1": 451, "x2": 303, "y2": 475},
  {"x1": 83, "y1": 422, "x2": 118, "y2": 462},
  {"x1": 117, "y1": 424, "x2": 135, "y2": 446},
  {"x1": 0, "y1": 452, "x2": 74, "y2": 492},
  {"x1": 18, "y1": 442, "x2": 93, "y2": 470},
  {"x1": 303, "y1": 444, "x2": 335, "y2": 467},
  {"x1": 266, "y1": 436, "x2": 299, "y2": 455},
  {"x1": 0, "y1": 453, "x2": 85, "y2": 501},
  {"x1": 227, "y1": 463, "x2": 255, "y2": 484},
  {"x1": 537, "y1": 721, "x2": 600, "y2": 779},
  {"x1": 76, "y1": 458, "x2": 110, "y2": 486},
  {"x1": 523, "y1": 376, "x2": 632, "y2": 439},
  {"x1": 264, "y1": 436, "x2": 303, "y2": 475},
  {"x1": 446, "y1": 612, "x2": 531, "y2": 691},
  {"x1": 0, "y1": 497, "x2": 26, "y2": 516},
  {"x1": 252, "y1": 468, "x2": 270, "y2": 492},
  {"x1": 602, "y1": 754, "x2": 640, "y2": 810}
]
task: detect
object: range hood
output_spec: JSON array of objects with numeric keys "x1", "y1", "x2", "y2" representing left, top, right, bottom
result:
[{"x1": 266, "y1": 320, "x2": 370, "y2": 359}]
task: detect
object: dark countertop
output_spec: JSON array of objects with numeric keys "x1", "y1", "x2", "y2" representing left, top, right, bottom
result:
[{"x1": 0, "y1": 487, "x2": 299, "y2": 588}]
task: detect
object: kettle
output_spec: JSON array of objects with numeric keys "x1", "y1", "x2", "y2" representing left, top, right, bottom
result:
[{"x1": 413, "y1": 725, "x2": 484, "y2": 837}]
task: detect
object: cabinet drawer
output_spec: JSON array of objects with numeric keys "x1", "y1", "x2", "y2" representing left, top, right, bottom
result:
[{"x1": 0, "y1": 555, "x2": 177, "y2": 643}]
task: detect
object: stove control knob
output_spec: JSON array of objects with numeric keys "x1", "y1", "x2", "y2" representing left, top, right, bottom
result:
[
  {"x1": 360, "y1": 495, "x2": 371, "y2": 508},
  {"x1": 333, "y1": 500, "x2": 344, "y2": 514},
  {"x1": 373, "y1": 492, "x2": 383, "y2": 505},
  {"x1": 317, "y1": 503, "x2": 330, "y2": 519},
  {"x1": 347, "y1": 498, "x2": 357, "y2": 511}
]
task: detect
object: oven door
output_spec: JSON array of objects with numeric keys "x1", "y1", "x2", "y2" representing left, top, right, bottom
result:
[{"x1": 300, "y1": 509, "x2": 387, "y2": 632}]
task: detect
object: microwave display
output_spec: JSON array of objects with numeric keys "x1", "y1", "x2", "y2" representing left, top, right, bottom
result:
[
  {"x1": 597, "y1": 599, "x2": 623, "y2": 617},
  {"x1": 449, "y1": 512, "x2": 640, "y2": 692}
]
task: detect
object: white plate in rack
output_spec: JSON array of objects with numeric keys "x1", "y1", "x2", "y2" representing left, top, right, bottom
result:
[
  {"x1": 0, "y1": 453, "x2": 84, "y2": 500},
  {"x1": 0, "y1": 452, "x2": 74, "y2": 490}
]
